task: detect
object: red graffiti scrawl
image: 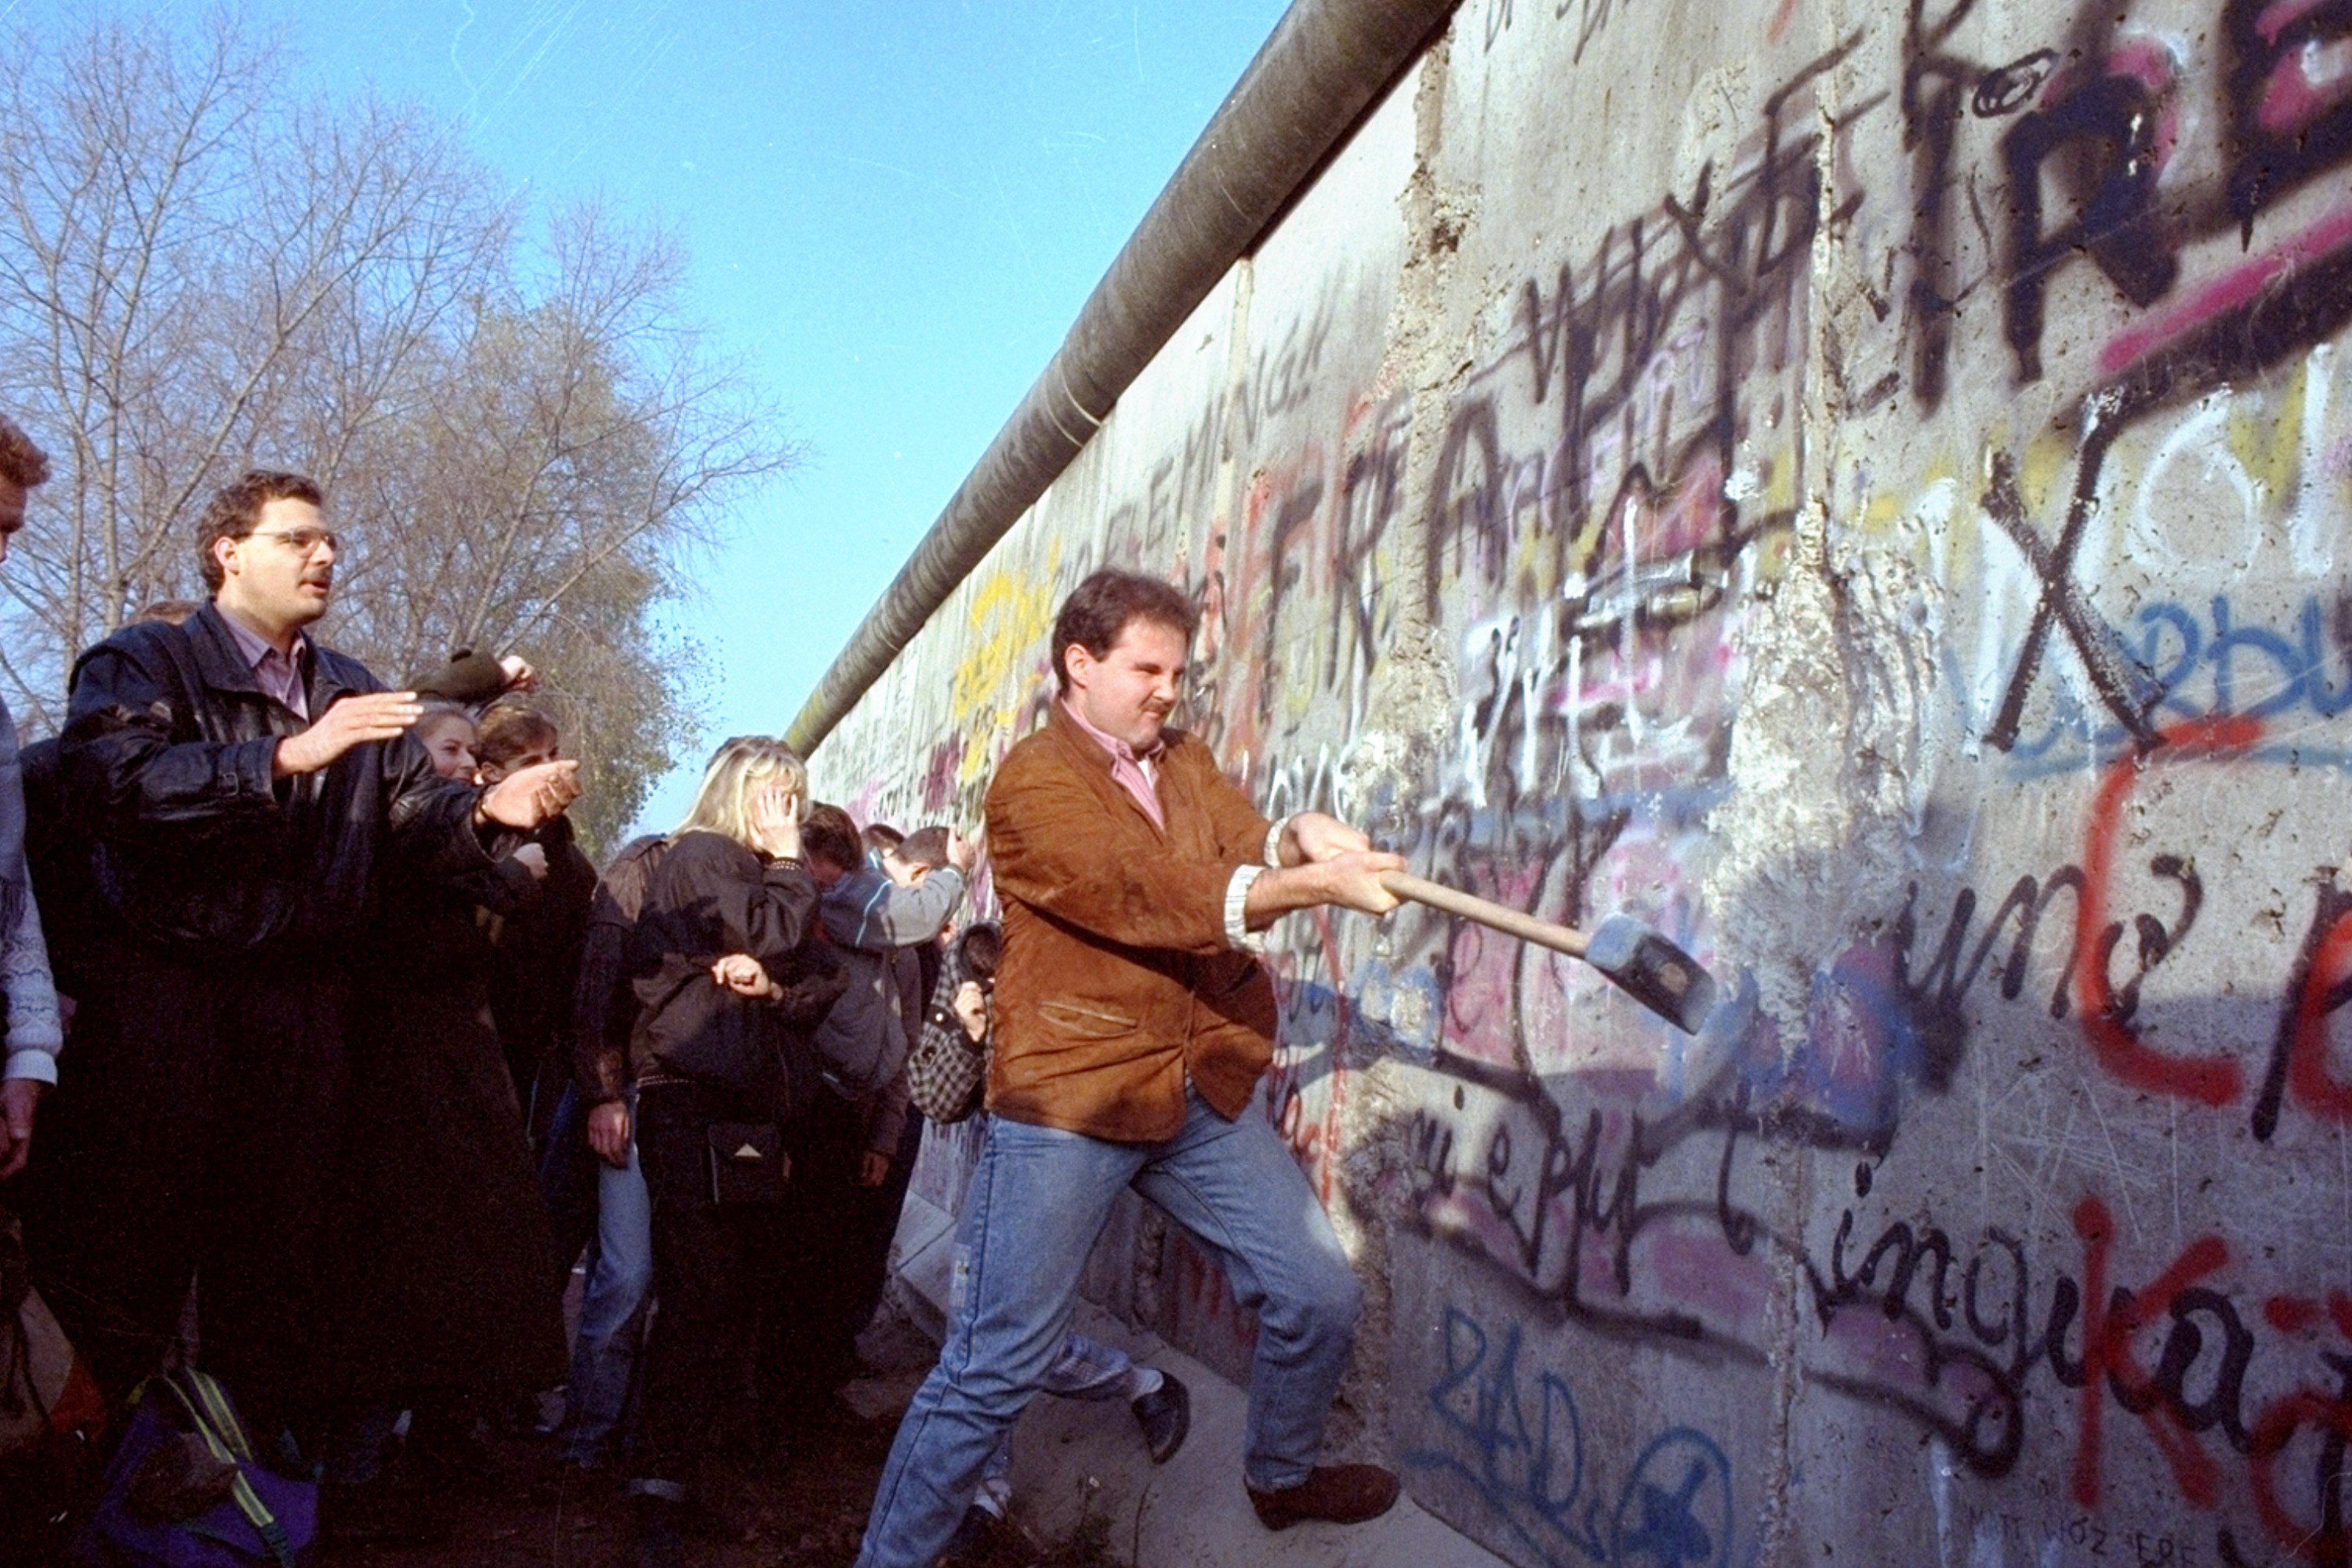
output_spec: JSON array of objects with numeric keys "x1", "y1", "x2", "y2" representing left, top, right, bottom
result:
[
  {"x1": 2075, "y1": 716, "x2": 2259, "y2": 1106},
  {"x1": 2070, "y1": 1194, "x2": 2231, "y2": 1510},
  {"x1": 2287, "y1": 906, "x2": 2352, "y2": 1123},
  {"x1": 2249, "y1": 1293, "x2": 2352, "y2": 1566}
]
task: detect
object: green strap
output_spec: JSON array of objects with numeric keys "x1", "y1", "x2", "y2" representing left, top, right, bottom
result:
[
  {"x1": 226, "y1": 1471, "x2": 297, "y2": 1568},
  {"x1": 185, "y1": 1371, "x2": 256, "y2": 1461},
  {"x1": 143, "y1": 1373, "x2": 296, "y2": 1568},
  {"x1": 145, "y1": 1377, "x2": 231, "y2": 1465}
]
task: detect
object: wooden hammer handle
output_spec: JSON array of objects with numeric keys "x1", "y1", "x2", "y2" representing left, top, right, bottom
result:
[{"x1": 1381, "y1": 871, "x2": 1592, "y2": 959}]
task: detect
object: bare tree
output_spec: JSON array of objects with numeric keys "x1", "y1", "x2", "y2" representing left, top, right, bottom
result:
[
  {"x1": 0, "y1": 12, "x2": 797, "y2": 849},
  {"x1": 325, "y1": 205, "x2": 796, "y2": 848}
]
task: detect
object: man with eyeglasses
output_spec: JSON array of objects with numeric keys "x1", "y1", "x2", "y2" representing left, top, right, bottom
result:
[{"x1": 25, "y1": 468, "x2": 583, "y2": 1460}]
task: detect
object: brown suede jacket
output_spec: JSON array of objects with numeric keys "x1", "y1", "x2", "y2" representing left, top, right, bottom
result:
[{"x1": 982, "y1": 702, "x2": 1278, "y2": 1142}]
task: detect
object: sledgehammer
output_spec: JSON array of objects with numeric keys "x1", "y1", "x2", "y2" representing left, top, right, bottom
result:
[{"x1": 1380, "y1": 871, "x2": 1720, "y2": 1035}]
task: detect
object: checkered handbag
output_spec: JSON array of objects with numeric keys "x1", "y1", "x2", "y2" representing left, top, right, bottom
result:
[{"x1": 906, "y1": 935, "x2": 990, "y2": 1123}]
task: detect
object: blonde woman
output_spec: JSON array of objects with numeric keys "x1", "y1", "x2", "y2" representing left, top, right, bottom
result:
[{"x1": 619, "y1": 736, "x2": 831, "y2": 1563}]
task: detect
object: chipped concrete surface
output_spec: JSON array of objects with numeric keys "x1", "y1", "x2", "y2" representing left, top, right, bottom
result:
[{"x1": 818, "y1": 2, "x2": 2352, "y2": 1563}]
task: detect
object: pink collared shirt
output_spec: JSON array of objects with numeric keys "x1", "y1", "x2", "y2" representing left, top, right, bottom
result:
[
  {"x1": 216, "y1": 605, "x2": 312, "y2": 721},
  {"x1": 1060, "y1": 698, "x2": 1293, "y2": 953},
  {"x1": 1059, "y1": 699, "x2": 1165, "y2": 829}
]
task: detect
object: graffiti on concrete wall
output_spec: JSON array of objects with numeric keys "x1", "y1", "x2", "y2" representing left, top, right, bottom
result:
[
  {"x1": 818, "y1": 0, "x2": 2352, "y2": 1564},
  {"x1": 1408, "y1": 1304, "x2": 1737, "y2": 1568}
]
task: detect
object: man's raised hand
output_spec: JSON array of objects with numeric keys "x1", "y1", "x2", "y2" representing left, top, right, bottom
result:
[
  {"x1": 479, "y1": 759, "x2": 581, "y2": 829},
  {"x1": 272, "y1": 691, "x2": 422, "y2": 777},
  {"x1": 946, "y1": 828, "x2": 978, "y2": 875}
]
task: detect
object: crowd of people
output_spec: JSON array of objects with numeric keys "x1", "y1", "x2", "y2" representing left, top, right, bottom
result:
[{"x1": 0, "y1": 412, "x2": 1416, "y2": 1568}]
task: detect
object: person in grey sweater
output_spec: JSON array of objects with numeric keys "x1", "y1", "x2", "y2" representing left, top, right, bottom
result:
[
  {"x1": 0, "y1": 413, "x2": 61, "y2": 1181},
  {"x1": 809, "y1": 818, "x2": 969, "y2": 1114}
]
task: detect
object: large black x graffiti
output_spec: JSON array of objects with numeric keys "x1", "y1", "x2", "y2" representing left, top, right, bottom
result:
[{"x1": 1980, "y1": 412, "x2": 2165, "y2": 753}]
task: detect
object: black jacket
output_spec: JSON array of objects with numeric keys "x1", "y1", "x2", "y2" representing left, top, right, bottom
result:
[
  {"x1": 626, "y1": 829, "x2": 829, "y2": 1110},
  {"x1": 62, "y1": 602, "x2": 492, "y2": 956},
  {"x1": 485, "y1": 811, "x2": 597, "y2": 1102},
  {"x1": 315, "y1": 827, "x2": 565, "y2": 1403},
  {"x1": 17, "y1": 737, "x2": 96, "y2": 1000},
  {"x1": 572, "y1": 834, "x2": 668, "y2": 1104}
]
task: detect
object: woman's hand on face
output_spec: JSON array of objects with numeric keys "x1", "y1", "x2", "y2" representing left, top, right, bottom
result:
[{"x1": 750, "y1": 782, "x2": 802, "y2": 861}]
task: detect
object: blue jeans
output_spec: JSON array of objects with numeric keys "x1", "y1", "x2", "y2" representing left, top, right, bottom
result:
[
  {"x1": 855, "y1": 1095, "x2": 1361, "y2": 1568},
  {"x1": 976, "y1": 1332, "x2": 1137, "y2": 1509},
  {"x1": 558, "y1": 1097, "x2": 652, "y2": 1466},
  {"x1": 537, "y1": 1085, "x2": 604, "y2": 1295}
]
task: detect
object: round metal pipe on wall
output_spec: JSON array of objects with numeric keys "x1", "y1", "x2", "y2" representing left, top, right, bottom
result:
[{"x1": 783, "y1": 0, "x2": 1464, "y2": 756}]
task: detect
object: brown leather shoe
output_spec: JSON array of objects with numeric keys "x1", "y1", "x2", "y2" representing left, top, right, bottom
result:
[{"x1": 1247, "y1": 1464, "x2": 1402, "y2": 1530}]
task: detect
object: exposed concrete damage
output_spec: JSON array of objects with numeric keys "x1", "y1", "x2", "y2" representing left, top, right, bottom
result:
[{"x1": 808, "y1": 0, "x2": 2352, "y2": 1563}]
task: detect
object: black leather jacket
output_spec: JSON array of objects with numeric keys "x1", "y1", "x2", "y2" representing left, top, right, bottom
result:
[
  {"x1": 62, "y1": 602, "x2": 493, "y2": 957},
  {"x1": 626, "y1": 829, "x2": 831, "y2": 1109}
]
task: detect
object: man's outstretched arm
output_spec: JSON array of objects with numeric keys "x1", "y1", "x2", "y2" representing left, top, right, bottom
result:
[{"x1": 1241, "y1": 829, "x2": 1403, "y2": 929}]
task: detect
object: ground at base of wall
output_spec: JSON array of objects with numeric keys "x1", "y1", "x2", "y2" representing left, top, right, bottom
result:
[
  {"x1": 11, "y1": 1357, "x2": 1116, "y2": 1568},
  {"x1": 276, "y1": 1389, "x2": 1116, "y2": 1568}
]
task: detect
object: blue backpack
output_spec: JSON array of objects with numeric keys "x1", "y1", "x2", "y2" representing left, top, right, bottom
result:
[{"x1": 74, "y1": 1370, "x2": 315, "y2": 1568}]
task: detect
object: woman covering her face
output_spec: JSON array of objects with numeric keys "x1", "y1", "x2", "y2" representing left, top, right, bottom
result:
[{"x1": 616, "y1": 735, "x2": 842, "y2": 1557}]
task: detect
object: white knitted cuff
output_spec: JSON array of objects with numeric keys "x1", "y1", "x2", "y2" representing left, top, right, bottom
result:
[{"x1": 1225, "y1": 864, "x2": 1267, "y2": 953}]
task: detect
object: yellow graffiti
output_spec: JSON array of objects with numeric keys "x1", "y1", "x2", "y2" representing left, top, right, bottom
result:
[
  {"x1": 950, "y1": 546, "x2": 1062, "y2": 785},
  {"x1": 2228, "y1": 360, "x2": 2306, "y2": 500},
  {"x1": 2020, "y1": 426, "x2": 2072, "y2": 517},
  {"x1": 1763, "y1": 450, "x2": 1797, "y2": 518},
  {"x1": 1512, "y1": 516, "x2": 1555, "y2": 597}
]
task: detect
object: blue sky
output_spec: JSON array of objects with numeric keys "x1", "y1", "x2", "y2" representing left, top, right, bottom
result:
[{"x1": 236, "y1": 0, "x2": 1290, "y2": 829}]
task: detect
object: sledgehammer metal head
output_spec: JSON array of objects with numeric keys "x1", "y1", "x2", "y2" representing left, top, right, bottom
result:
[
  {"x1": 1381, "y1": 871, "x2": 1722, "y2": 1034},
  {"x1": 1583, "y1": 913, "x2": 1720, "y2": 1036}
]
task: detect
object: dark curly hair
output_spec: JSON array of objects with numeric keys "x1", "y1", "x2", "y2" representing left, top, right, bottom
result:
[
  {"x1": 474, "y1": 702, "x2": 560, "y2": 771},
  {"x1": 1050, "y1": 568, "x2": 1198, "y2": 692},
  {"x1": 0, "y1": 415, "x2": 51, "y2": 491}
]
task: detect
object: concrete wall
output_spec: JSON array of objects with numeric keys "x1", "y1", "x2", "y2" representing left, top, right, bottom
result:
[{"x1": 808, "y1": 0, "x2": 2352, "y2": 1562}]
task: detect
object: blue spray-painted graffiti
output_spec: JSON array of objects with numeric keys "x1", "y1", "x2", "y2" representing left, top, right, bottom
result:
[
  {"x1": 1985, "y1": 592, "x2": 2352, "y2": 776},
  {"x1": 1613, "y1": 1432, "x2": 1736, "y2": 1568},
  {"x1": 1408, "y1": 1305, "x2": 1735, "y2": 1568}
]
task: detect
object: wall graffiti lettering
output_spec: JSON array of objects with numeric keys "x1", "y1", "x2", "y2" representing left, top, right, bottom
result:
[
  {"x1": 808, "y1": 2, "x2": 2352, "y2": 1565},
  {"x1": 1408, "y1": 1305, "x2": 1735, "y2": 1568}
]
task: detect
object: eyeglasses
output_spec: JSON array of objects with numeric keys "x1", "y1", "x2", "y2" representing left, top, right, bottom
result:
[{"x1": 241, "y1": 528, "x2": 340, "y2": 555}]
